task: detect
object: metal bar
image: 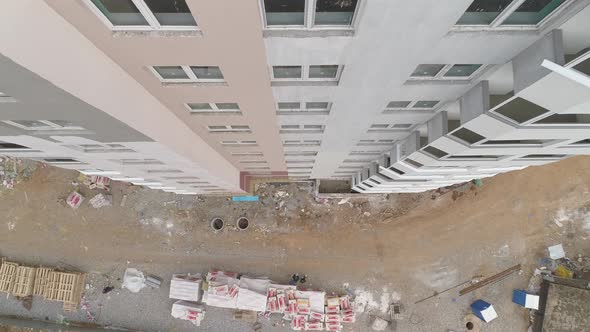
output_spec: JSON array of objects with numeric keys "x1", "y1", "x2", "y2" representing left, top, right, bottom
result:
[{"x1": 459, "y1": 264, "x2": 521, "y2": 296}]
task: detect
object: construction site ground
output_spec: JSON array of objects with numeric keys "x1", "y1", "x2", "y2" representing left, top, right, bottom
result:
[{"x1": 1, "y1": 156, "x2": 590, "y2": 331}]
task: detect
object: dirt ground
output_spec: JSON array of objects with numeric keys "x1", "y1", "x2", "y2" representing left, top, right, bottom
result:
[{"x1": 0, "y1": 156, "x2": 590, "y2": 331}]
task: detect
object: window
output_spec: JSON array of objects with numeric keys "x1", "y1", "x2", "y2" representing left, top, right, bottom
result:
[
  {"x1": 315, "y1": 0, "x2": 358, "y2": 25},
  {"x1": 151, "y1": 66, "x2": 224, "y2": 83},
  {"x1": 232, "y1": 152, "x2": 264, "y2": 156},
  {"x1": 573, "y1": 57, "x2": 590, "y2": 75},
  {"x1": 239, "y1": 160, "x2": 268, "y2": 164},
  {"x1": 447, "y1": 155, "x2": 504, "y2": 160},
  {"x1": 187, "y1": 103, "x2": 240, "y2": 113},
  {"x1": 0, "y1": 142, "x2": 30, "y2": 150},
  {"x1": 44, "y1": 158, "x2": 82, "y2": 164},
  {"x1": 533, "y1": 114, "x2": 590, "y2": 125},
  {"x1": 422, "y1": 146, "x2": 448, "y2": 159},
  {"x1": 280, "y1": 124, "x2": 325, "y2": 133},
  {"x1": 277, "y1": 102, "x2": 331, "y2": 113},
  {"x1": 404, "y1": 158, "x2": 423, "y2": 168},
  {"x1": 271, "y1": 65, "x2": 342, "y2": 83},
  {"x1": 350, "y1": 151, "x2": 381, "y2": 156},
  {"x1": 89, "y1": 0, "x2": 197, "y2": 30},
  {"x1": 2, "y1": 120, "x2": 85, "y2": 131},
  {"x1": 455, "y1": 0, "x2": 567, "y2": 27},
  {"x1": 502, "y1": 0, "x2": 565, "y2": 25},
  {"x1": 283, "y1": 140, "x2": 322, "y2": 146},
  {"x1": 221, "y1": 140, "x2": 257, "y2": 146},
  {"x1": 520, "y1": 154, "x2": 566, "y2": 159},
  {"x1": 357, "y1": 139, "x2": 394, "y2": 146},
  {"x1": 285, "y1": 151, "x2": 318, "y2": 156},
  {"x1": 309, "y1": 65, "x2": 339, "y2": 78},
  {"x1": 482, "y1": 139, "x2": 550, "y2": 145},
  {"x1": 387, "y1": 101, "x2": 412, "y2": 108},
  {"x1": 410, "y1": 64, "x2": 483, "y2": 80},
  {"x1": 492, "y1": 97, "x2": 550, "y2": 124},
  {"x1": 208, "y1": 125, "x2": 251, "y2": 133},
  {"x1": 368, "y1": 123, "x2": 413, "y2": 131},
  {"x1": 262, "y1": 0, "x2": 359, "y2": 29},
  {"x1": 457, "y1": 0, "x2": 512, "y2": 25},
  {"x1": 384, "y1": 100, "x2": 440, "y2": 112},
  {"x1": 450, "y1": 128, "x2": 486, "y2": 144}
]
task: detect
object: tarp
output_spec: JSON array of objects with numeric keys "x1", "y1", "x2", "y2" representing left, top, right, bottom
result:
[
  {"x1": 236, "y1": 277, "x2": 271, "y2": 312},
  {"x1": 295, "y1": 290, "x2": 326, "y2": 313}
]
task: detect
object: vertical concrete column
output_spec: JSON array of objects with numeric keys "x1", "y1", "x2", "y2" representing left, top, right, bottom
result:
[
  {"x1": 460, "y1": 81, "x2": 490, "y2": 124},
  {"x1": 513, "y1": 29, "x2": 565, "y2": 94},
  {"x1": 427, "y1": 111, "x2": 448, "y2": 143},
  {"x1": 399, "y1": 131, "x2": 421, "y2": 159}
]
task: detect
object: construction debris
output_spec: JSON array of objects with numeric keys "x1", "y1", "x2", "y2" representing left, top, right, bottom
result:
[
  {"x1": 146, "y1": 274, "x2": 162, "y2": 288},
  {"x1": 122, "y1": 268, "x2": 146, "y2": 293},
  {"x1": 89, "y1": 193, "x2": 112, "y2": 208},
  {"x1": 371, "y1": 317, "x2": 388, "y2": 331},
  {"x1": 171, "y1": 300, "x2": 205, "y2": 326},
  {"x1": 548, "y1": 244, "x2": 566, "y2": 260},
  {"x1": 80, "y1": 174, "x2": 111, "y2": 191},
  {"x1": 512, "y1": 289, "x2": 539, "y2": 310},
  {"x1": 66, "y1": 191, "x2": 85, "y2": 209},
  {"x1": 470, "y1": 300, "x2": 498, "y2": 323},
  {"x1": 460, "y1": 264, "x2": 521, "y2": 296}
]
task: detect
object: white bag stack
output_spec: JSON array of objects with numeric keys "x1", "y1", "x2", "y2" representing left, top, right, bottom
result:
[{"x1": 169, "y1": 273, "x2": 202, "y2": 302}]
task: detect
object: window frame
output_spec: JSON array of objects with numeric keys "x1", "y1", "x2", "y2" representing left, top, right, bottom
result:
[
  {"x1": 2, "y1": 120, "x2": 85, "y2": 131},
  {"x1": 368, "y1": 123, "x2": 414, "y2": 132},
  {"x1": 85, "y1": 0, "x2": 200, "y2": 31},
  {"x1": 186, "y1": 102, "x2": 241, "y2": 114},
  {"x1": 409, "y1": 64, "x2": 485, "y2": 81},
  {"x1": 452, "y1": 0, "x2": 574, "y2": 31},
  {"x1": 207, "y1": 125, "x2": 252, "y2": 133},
  {"x1": 260, "y1": 0, "x2": 361, "y2": 33},
  {"x1": 279, "y1": 124, "x2": 325, "y2": 133},
  {"x1": 384, "y1": 100, "x2": 441, "y2": 112},
  {"x1": 150, "y1": 66, "x2": 225, "y2": 84},
  {"x1": 270, "y1": 65, "x2": 343, "y2": 83},
  {"x1": 277, "y1": 101, "x2": 332, "y2": 114}
]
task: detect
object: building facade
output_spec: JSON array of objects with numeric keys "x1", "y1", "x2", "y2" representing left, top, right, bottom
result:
[{"x1": 0, "y1": 0, "x2": 589, "y2": 194}]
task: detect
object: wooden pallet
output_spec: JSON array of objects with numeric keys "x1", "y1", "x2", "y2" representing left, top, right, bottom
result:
[
  {"x1": 44, "y1": 271, "x2": 86, "y2": 305},
  {"x1": 11, "y1": 266, "x2": 36, "y2": 297},
  {"x1": 0, "y1": 260, "x2": 18, "y2": 293},
  {"x1": 33, "y1": 267, "x2": 54, "y2": 296}
]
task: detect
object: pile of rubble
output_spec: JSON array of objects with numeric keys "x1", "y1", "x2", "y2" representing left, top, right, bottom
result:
[{"x1": 0, "y1": 157, "x2": 37, "y2": 189}]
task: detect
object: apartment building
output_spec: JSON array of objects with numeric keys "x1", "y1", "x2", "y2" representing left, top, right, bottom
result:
[{"x1": 0, "y1": 0, "x2": 589, "y2": 195}]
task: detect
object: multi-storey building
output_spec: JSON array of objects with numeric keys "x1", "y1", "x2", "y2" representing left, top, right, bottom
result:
[{"x1": 0, "y1": 0, "x2": 589, "y2": 195}]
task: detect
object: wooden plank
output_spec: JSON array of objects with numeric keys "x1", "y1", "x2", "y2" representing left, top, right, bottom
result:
[
  {"x1": 0, "y1": 262, "x2": 18, "y2": 293},
  {"x1": 459, "y1": 264, "x2": 521, "y2": 296},
  {"x1": 11, "y1": 266, "x2": 36, "y2": 297},
  {"x1": 33, "y1": 267, "x2": 53, "y2": 296}
]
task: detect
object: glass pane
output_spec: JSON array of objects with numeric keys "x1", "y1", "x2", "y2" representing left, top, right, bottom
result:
[
  {"x1": 309, "y1": 65, "x2": 339, "y2": 78},
  {"x1": 411, "y1": 64, "x2": 445, "y2": 77},
  {"x1": 273, "y1": 66, "x2": 302, "y2": 79},
  {"x1": 191, "y1": 66, "x2": 224, "y2": 79},
  {"x1": 393, "y1": 124, "x2": 412, "y2": 129},
  {"x1": 315, "y1": 0, "x2": 358, "y2": 26},
  {"x1": 502, "y1": 0, "x2": 565, "y2": 25},
  {"x1": 278, "y1": 102, "x2": 301, "y2": 109},
  {"x1": 90, "y1": 0, "x2": 148, "y2": 26},
  {"x1": 450, "y1": 128, "x2": 486, "y2": 144},
  {"x1": 423, "y1": 146, "x2": 448, "y2": 158},
  {"x1": 153, "y1": 66, "x2": 189, "y2": 79},
  {"x1": 13, "y1": 120, "x2": 48, "y2": 128},
  {"x1": 370, "y1": 124, "x2": 389, "y2": 129},
  {"x1": 264, "y1": 0, "x2": 305, "y2": 26},
  {"x1": 188, "y1": 103, "x2": 212, "y2": 110},
  {"x1": 444, "y1": 64, "x2": 482, "y2": 77},
  {"x1": 574, "y1": 57, "x2": 590, "y2": 75},
  {"x1": 306, "y1": 102, "x2": 329, "y2": 109},
  {"x1": 143, "y1": 0, "x2": 197, "y2": 26},
  {"x1": 493, "y1": 97, "x2": 549, "y2": 123},
  {"x1": 215, "y1": 103, "x2": 240, "y2": 110},
  {"x1": 387, "y1": 101, "x2": 411, "y2": 108},
  {"x1": 413, "y1": 101, "x2": 439, "y2": 108},
  {"x1": 456, "y1": 0, "x2": 512, "y2": 25}
]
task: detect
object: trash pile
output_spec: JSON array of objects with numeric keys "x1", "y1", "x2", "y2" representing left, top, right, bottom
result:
[
  {"x1": 160, "y1": 269, "x2": 357, "y2": 331},
  {"x1": 0, "y1": 157, "x2": 37, "y2": 189},
  {"x1": 79, "y1": 174, "x2": 111, "y2": 191},
  {"x1": 66, "y1": 175, "x2": 113, "y2": 209}
]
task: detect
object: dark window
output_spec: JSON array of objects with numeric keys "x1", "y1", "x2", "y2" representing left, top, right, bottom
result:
[
  {"x1": 0, "y1": 142, "x2": 29, "y2": 149},
  {"x1": 493, "y1": 97, "x2": 550, "y2": 123},
  {"x1": 315, "y1": 0, "x2": 359, "y2": 25},
  {"x1": 450, "y1": 128, "x2": 486, "y2": 144},
  {"x1": 422, "y1": 146, "x2": 448, "y2": 159},
  {"x1": 521, "y1": 154, "x2": 566, "y2": 159},
  {"x1": 502, "y1": 0, "x2": 565, "y2": 25},
  {"x1": 143, "y1": 0, "x2": 196, "y2": 26},
  {"x1": 534, "y1": 114, "x2": 590, "y2": 124},
  {"x1": 90, "y1": 0, "x2": 147, "y2": 26},
  {"x1": 264, "y1": 0, "x2": 305, "y2": 26},
  {"x1": 456, "y1": 0, "x2": 512, "y2": 25}
]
